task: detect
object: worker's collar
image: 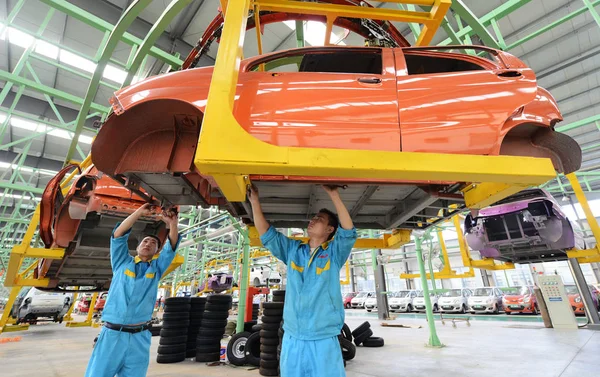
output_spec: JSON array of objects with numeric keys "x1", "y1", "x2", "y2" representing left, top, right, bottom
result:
[
  {"x1": 300, "y1": 239, "x2": 331, "y2": 250},
  {"x1": 134, "y1": 254, "x2": 159, "y2": 264}
]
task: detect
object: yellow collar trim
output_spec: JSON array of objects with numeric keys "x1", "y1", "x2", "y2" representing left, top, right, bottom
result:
[
  {"x1": 134, "y1": 254, "x2": 159, "y2": 263},
  {"x1": 300, "y1": 239, "x2": 331, "y2": 250}
]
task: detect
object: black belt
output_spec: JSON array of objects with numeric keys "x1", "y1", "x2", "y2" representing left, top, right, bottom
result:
[{"x1": 105, "y1": 322, "x2": 151, "y2": 333}]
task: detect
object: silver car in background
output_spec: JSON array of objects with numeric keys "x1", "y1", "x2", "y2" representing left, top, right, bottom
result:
[{"x1": 468, "y1": 287, "x2": 504, "y2": 314}]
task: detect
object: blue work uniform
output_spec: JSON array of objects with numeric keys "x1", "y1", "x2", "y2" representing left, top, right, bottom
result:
[
  {"x1": 85, "y1": 225, "x2": 180, "y2": 377},
  {"x1": 261, "y1": 225, "x2": 357, "y2": 377}
]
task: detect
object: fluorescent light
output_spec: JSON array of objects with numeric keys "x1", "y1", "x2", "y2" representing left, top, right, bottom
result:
[
  {"x1": 7, "y1": 27, "x2": 34, "y2": 49},
  {"x1": 35, "y1": 40, "x2": 59, "y2": 60},
  {"x1": 0, "y1": 113, "x2": 6, "y2": 123},
  {"x1": 0, "y1": 162, "x2": 58, "y2": 176},
  {"x1": 10, "y1": 117, "x2": 44, "y2": 131},
  {"x1": 282, "y1": 20, "x2": 346, "y2": 47},
  {"x1": 3, "y1": 193, "x2": 40, "y2": 201},
  {"x1": 103, "y1": 64, "x2": 127, "y2": 84},
  {"x1": 79, "y1": 134, "x2": 94, "y2": 144},
  {"x1": 8, "y1": 115, "x2": 93, "y2": 145},
  {"x1": 59, "y1": 49, "x2": 96, "y2": 73}
]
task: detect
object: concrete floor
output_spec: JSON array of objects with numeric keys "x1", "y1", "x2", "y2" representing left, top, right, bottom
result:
[{"x1": 1, "y1": 311, "x2": 599, "y2": 377}]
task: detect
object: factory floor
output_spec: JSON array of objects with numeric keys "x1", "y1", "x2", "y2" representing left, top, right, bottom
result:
[{"x1": 1, "y1": 311, "x2": 599, "y2": 377}]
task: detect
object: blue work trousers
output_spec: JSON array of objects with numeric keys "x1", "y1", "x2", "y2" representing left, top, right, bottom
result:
[
  {"x1": 280, "y1": 332, "x2": 345, "y2": 377},
  {"x1": 85, "y1": 326, "x2": 151, "y2": 377}
]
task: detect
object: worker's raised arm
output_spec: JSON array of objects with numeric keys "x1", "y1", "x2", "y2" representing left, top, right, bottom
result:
[
  {"x1": 111, "y1": 203, "x2": 152, "y2": 269},
  {"x1": 114, "y1": 203, "x2": 152, "y2": 238},
  {"x1": 156, "y1": 209, "x2": 181, "y2": 276},
  {"x1": 323, "y1": 186, "x2": 357, "y2": 266},
  {"x1": 323, "y1": 186, "x2": 353, "y2": 230},
  {"x1": 248, "y1": 185, "x2": 296, "y2": 264}
]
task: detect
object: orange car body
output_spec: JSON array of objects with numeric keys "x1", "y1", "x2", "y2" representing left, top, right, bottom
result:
[
  {"x1": 503, "y1": 286, "x2": 538, "y2": 314},
  {"x1": 92, "y1": 45, "x2": 580, "y2": 228}
]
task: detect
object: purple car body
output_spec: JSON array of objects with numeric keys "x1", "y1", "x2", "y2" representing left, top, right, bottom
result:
[
  {"x1": 465, "y1": 189, "x2": 584, "y2": 263},
  {"x1": 199, "y1": 273, "x2": 233, "y2": 293}
]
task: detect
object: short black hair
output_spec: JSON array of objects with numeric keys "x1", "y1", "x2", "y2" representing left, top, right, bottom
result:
[
  {"x1": 142, "y1": 234, "x2": 161, "y2": 248},
  {"x1": 318, "y1": 208, "x2": 339, "y2": 240}
]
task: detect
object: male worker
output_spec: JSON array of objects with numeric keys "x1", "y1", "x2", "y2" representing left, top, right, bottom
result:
[
  {"x1": 85, "y1": 203, "x2": 180, "y2": 377},
  {"x1": 248, "y1": 185, "x2": 357, "y2": 377}
]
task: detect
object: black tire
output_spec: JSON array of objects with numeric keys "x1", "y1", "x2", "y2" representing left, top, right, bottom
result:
[
  {"x1": 190, "y1": 297, "x2": 207, "y2": 305},
  {"x1": 244, "y1": 321, "x2": 257, "y2": 333},
  {"x1": 196, "y1": 344, "x2": 221, "y2": 353},
  {"x1": 186, "y1": 341, "x2": 197, "y2": 350},
  {"x1": 150, "y1": 325, "x2": 162, "y2": 336},
  {"x1": 273, "y1": 290, "x2": 286, "y2": 297},
  {"x1": 164, "y1": 304, "x2": 191, "y2": 313},
  {"x1": 263, "y1": 302, "x2": 284, "y2": 310},
  {"x1": 202, "y1": 311, "x2": 229, "y2": 320},
  {"x1": 261, "y1": 336, "x2": 280, "y2": 346},
  {"x1": 260, "y1": 359, "x2": 279, "y2": 370},
  {"x1": 261, "y1": 351, "x2": 278, "y2": 361},
  {"x1": 261, "y1": 322, "x2": 280, "y2": 331},
  {"x1": 201, "y1": 319, "x2": 228, "y2": 328},
  {"x1": 251, "y1": 324, "x2": 263, "y2": 332},
  {"x1": 186, "y1": 349, "x2": 196, "y2": 358},
  {"x1": 354, "y1": 328, "x2": 373, "y2": 346},
  {"x1": 199, "y1": 327, "x2": 225, "y2": 337},
  {"x1": 189, "y1": 319, "x2": 203, "y2": 327},
  {"x1": 157, "y1": 344, "x2": 187, "y2": 354},
  {"x1": 195, "y1": 352, "x2": 221, "y2": 362},
  {"x1": 260, "y1": 344, "x2": 278, "y2": 354},
  {"x1": 345, "y1": 303, "x2": 351, "y2": 309},
  {"x1": 261, "y1": 315, "x2": 282, "y2": 324},
  {"x1": 166, "y1": 297, "x2": 191, "y2": 305},
  {"x1": 162, "y1": 312, "x2": 189, "y2": 321},
  {"x1": 245, "y1": 332, "x2": 261, "y2": 367},
  {"x1": 263, "y1": 308, "x2": 284, "y2": 317},
  {"x1": 159, "y1": 335, "x2": 188, "y2": 345},
  {"x1": 196, "y1": 336, "x2": 221, "y2": 347},
  {"x1": 189, "y1": 312, "x2": 204, "y2": 319},
  {"x1": 341, "y1": 323, "x2": 352, "y2": 342},
  {"x1": 208, "y1": 294, "x2": 232, "y2": 304},
  {"x1": 460, "y1": 305, "x2": 466, "y2": 314},
  {"x1": 273, "y1": 296, "x2": 285, "y2": 303},
  {"x1": 227, "y1": 331, "x2": 250, "y2": 366},
  {"x1": 160, "y1": 328, "x2": 187, "y2": 337},
  {"x1": 351, "y1": 321, "x2": 371, "y2": 338},
  {"x1": 339, "y1": 337, "x2": 356, "y2": 360},
  {"x1": 156, "y1": 352, "x2": 186, "y2": 363},
  {"x1": 259, "y1": 367, "x2": 279, "y2": 376},
  {"x1": 260, "y1": 329, "x2": 278, "y2": 339},
  {"x1": 204, "y1": 303, "x2": 230, "y2": 312},
  {"x1": 363, "y1": 336, "x2": 384, "y2": 347},
  {"x1": 162, "y1": 319, "x2": 190, "y2": 329}
]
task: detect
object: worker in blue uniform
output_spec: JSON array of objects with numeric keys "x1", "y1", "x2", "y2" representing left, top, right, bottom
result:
[
  {"x1": 248, "y1": 185, "x2": 357, "y2": 377},
  {"x1": 85, "y1": 203, "x2": 180, "y2": 377}
]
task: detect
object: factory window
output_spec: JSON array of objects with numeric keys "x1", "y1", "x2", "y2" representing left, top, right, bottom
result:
[
  {"x1": 249, "y1": 50, "x2": 382, "y2": 75},
  {"x1": 404, "y1": 53, "x2": 485, "y2": 75}
]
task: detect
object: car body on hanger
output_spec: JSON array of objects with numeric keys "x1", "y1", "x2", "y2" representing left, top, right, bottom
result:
[{"x1": 92, "y1": 45, "x2": 580, "y2": 231}]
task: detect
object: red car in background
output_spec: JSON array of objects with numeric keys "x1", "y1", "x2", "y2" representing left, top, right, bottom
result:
[
  {"x1": 503, "y1": 286, "x2": 539, "y2": 315},
  {"x1": 566, "y1": 285, "x2": 600, "y2": 315},
  {"x1": 76, "y1": 293, "x2": 93, "y2": 313},
  {"x1": 94, "y1": 292, "x2": 108, "y2": 312},
  {"x1": 343, "y1": 292, "x2": 358, "y2": 309}
]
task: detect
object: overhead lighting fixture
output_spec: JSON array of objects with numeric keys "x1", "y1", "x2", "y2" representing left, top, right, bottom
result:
[
  {"x1": 7, "y1": 27, "x2": 34, "y2": 49},
  {"x1": 35, "y1": 40, "x2": 60, "y2": 60},
  {"x1": 0, "y1": 162, "x2": 58, "y2": 176},
  {"x1": 59, "y1": 49, "x2": 96, "y2": 73}
]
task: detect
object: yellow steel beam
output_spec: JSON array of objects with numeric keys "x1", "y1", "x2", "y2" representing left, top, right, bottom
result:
[
  {"x1": 340, "y1": 260, "x2": 350, "y2": 285},
  {"x1": 567, "y1": 248, "x2": 600, "y2": 259},
  {"x1": 63, "y1": 287, "x2": 79, "y2": 322},
  {"x1": 462, "y1": 182, "x2": 528, "y2": 210},
  {"x1": 162, "y1": 254, "x2": 185, "y2": 278},
  {"x1": 567, "y1": 173, "x2": 600, "y2": 255},
  {"x1": 0, "y1": 287, "x2": 26, "y2": 334},
  {"x1": 195, "y1": 0, "x2": 554, "y2": 206},
  {"x1": 415, "y1": 0, "x2": 451, "y2": 46}
]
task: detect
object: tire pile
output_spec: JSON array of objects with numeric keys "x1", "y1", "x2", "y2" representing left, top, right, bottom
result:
[
  {"x1": 186, "y1": 297, "x2": 206, "y2": 358},
  {"x1": 259, "y1": 290, "x2": 285, "y2": 376},
  {"x1": 196, "y1": 294, "x2": 232, "y2": 362},
  {"x1": 337, "y1": 321, "x2": 384, "y2": 367},
  {"x1": 157, "y1": 297, "x2": 191, "y2": 364}
]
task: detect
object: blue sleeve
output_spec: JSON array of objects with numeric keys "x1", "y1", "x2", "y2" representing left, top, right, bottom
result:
[
  {"x1": 110, "y1": 223, "x2": 134, "y2": 270},
  {"x1": 331, "y1": 226, "x2": 357, "y2": 267},
  {"x1": 156, "y1": 234, "x2": 181, "y2": 277},
  {"x1": 260, "y1": 226, "x2": 299, "y2": 265}
]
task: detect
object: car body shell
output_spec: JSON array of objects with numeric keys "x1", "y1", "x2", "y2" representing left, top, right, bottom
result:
[
  {"x1": 351, "y1": 291, "x2": 375, "y2": 308},
  {"x1": 503, "y1": 286, "x2": 538, "y2": 314},
  {"x1": 465, "y1": 189, "x2": 585, "y2": 264},
  {"x1": 12, "y1": 288, "x2": 72, "y2": 323},
  {"x1": 468, "y1": 287, "x2": 504, "y2": 314},
  {"x1": 91, "y1": 45, "x2": 580, "y2": 230},
  {"x1": 438, "y1": 288, "x2": 472, "y2": 313},
  {"x1": 388, "y1": 290, "x2": 420, "y2": 312}
]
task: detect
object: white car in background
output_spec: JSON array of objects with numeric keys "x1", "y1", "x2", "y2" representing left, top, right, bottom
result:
[
  {"x1": 388, "y1": 290, "x2": 420, "y2": 313},
  {"x1": 438, "y1": 288, "x2": 472, "y2": 314},
  {"x1": 11, "y1": 287, "x2": 72, "y2": 324},
  {"x1": 250, "y1": 267, "x2": 282, "y2": 287},
  {"x1": 351, "y1": 291, "x2": 374, "y2": 309},
  {"x1": 468, "y1": 287, "x2": 504, "y2": 314},
  {"x1": 412, "y1": 291, "x2": 439, "y2": 312},
  {"x1": 364, "y1": 292, "x2": 392, "y2": 312}
]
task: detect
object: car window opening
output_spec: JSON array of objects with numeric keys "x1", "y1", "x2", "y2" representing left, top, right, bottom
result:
[
  {"x1": 405, "y1": 53, "x2": 485, "y2": 75},
  {"x1": 251, "y1": 51, "x2": 382, "y2": 74}
]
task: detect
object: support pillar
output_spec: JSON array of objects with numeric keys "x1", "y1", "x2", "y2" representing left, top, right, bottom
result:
[
  {"x1": 371, "y1": 248, "x2": 390, "y2": 320},
  {"x1": 415, "y1": 236, "x2": 443, "y2": 347},
  {"x1": 481, "y1": 269, "x2": 491, "y2": 286},
  {"x1": 590, "y1": 263, "x2": 600, "y2": 284},
  {"x1": 66, "y1": 292, "x2": 97, "y2": 327},
  {"x1": 568, "y1": 258, "x2": 600, "y2": 329},
  {"x1": 236, "y1": 229, "x2": 250, "y2": 333},
  {"x1": 0, "y1": 286, "x2": 29, "y2": 334},
  {"x1": 403, "y1": 246, "x2": 414, "y2": 289},
  {"x1": 349, "y1": 254, "x2": 356, "y2": 292},
  {"x1": 63, "y1": 287, "x2": 79, "y2": 321}
]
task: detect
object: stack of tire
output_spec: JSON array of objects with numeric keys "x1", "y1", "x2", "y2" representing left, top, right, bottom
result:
[
  {"x1": 259, "y1": 291, "x2": 285, "y2": 376},
  {"x1": 186, "y1": 297, "x2": 206, "y2": 358},
  {"x1": 196, "y1": 294, "x2": 232, "y2": 362},
  {"x1": 157, "y1": 297, "x2": 191, "y2": 364},
  {"x1": 243, "y1": 303, "x2": 260, "y2": 333},
  {"x1": 351, "y1": 321, "x2": 385, "y2": 348}
]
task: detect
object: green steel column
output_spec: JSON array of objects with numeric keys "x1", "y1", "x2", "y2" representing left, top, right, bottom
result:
[
  {"x1": 582, "y1": 0, "x2": 600, "y2": 29},
  {"x1": 451, "y1": 0, "x2": 501, "y2": 49},
  {"x1": 233, "y1": 235, "x2": 242, "y2": 283},
  {"x1": 415, "y1": 236, "x2": 443, "y2": 347},
  {"x1": 236, "y1": 229, "x2": 251, "y2": 333},
  {"x1": 426, "y1": 238, "x2": 437, "y2": 292},
  {"x1": 295, "y1": 20, "x2": 304, "y2": 48}
]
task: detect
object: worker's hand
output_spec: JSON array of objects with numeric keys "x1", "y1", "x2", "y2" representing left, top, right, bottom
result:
[
  {"x1": 322, "y1": 185, "x2": 340, "y2": 197},
  {"x1": 160, "y1": 208, "x2": 178, "y2": 228},
  {"x1": 247, "y1": 184, "x2": 260, "y2": 205},
  {"x1": 136, "y1": 203, "x2": 154, "y2": 217}
]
